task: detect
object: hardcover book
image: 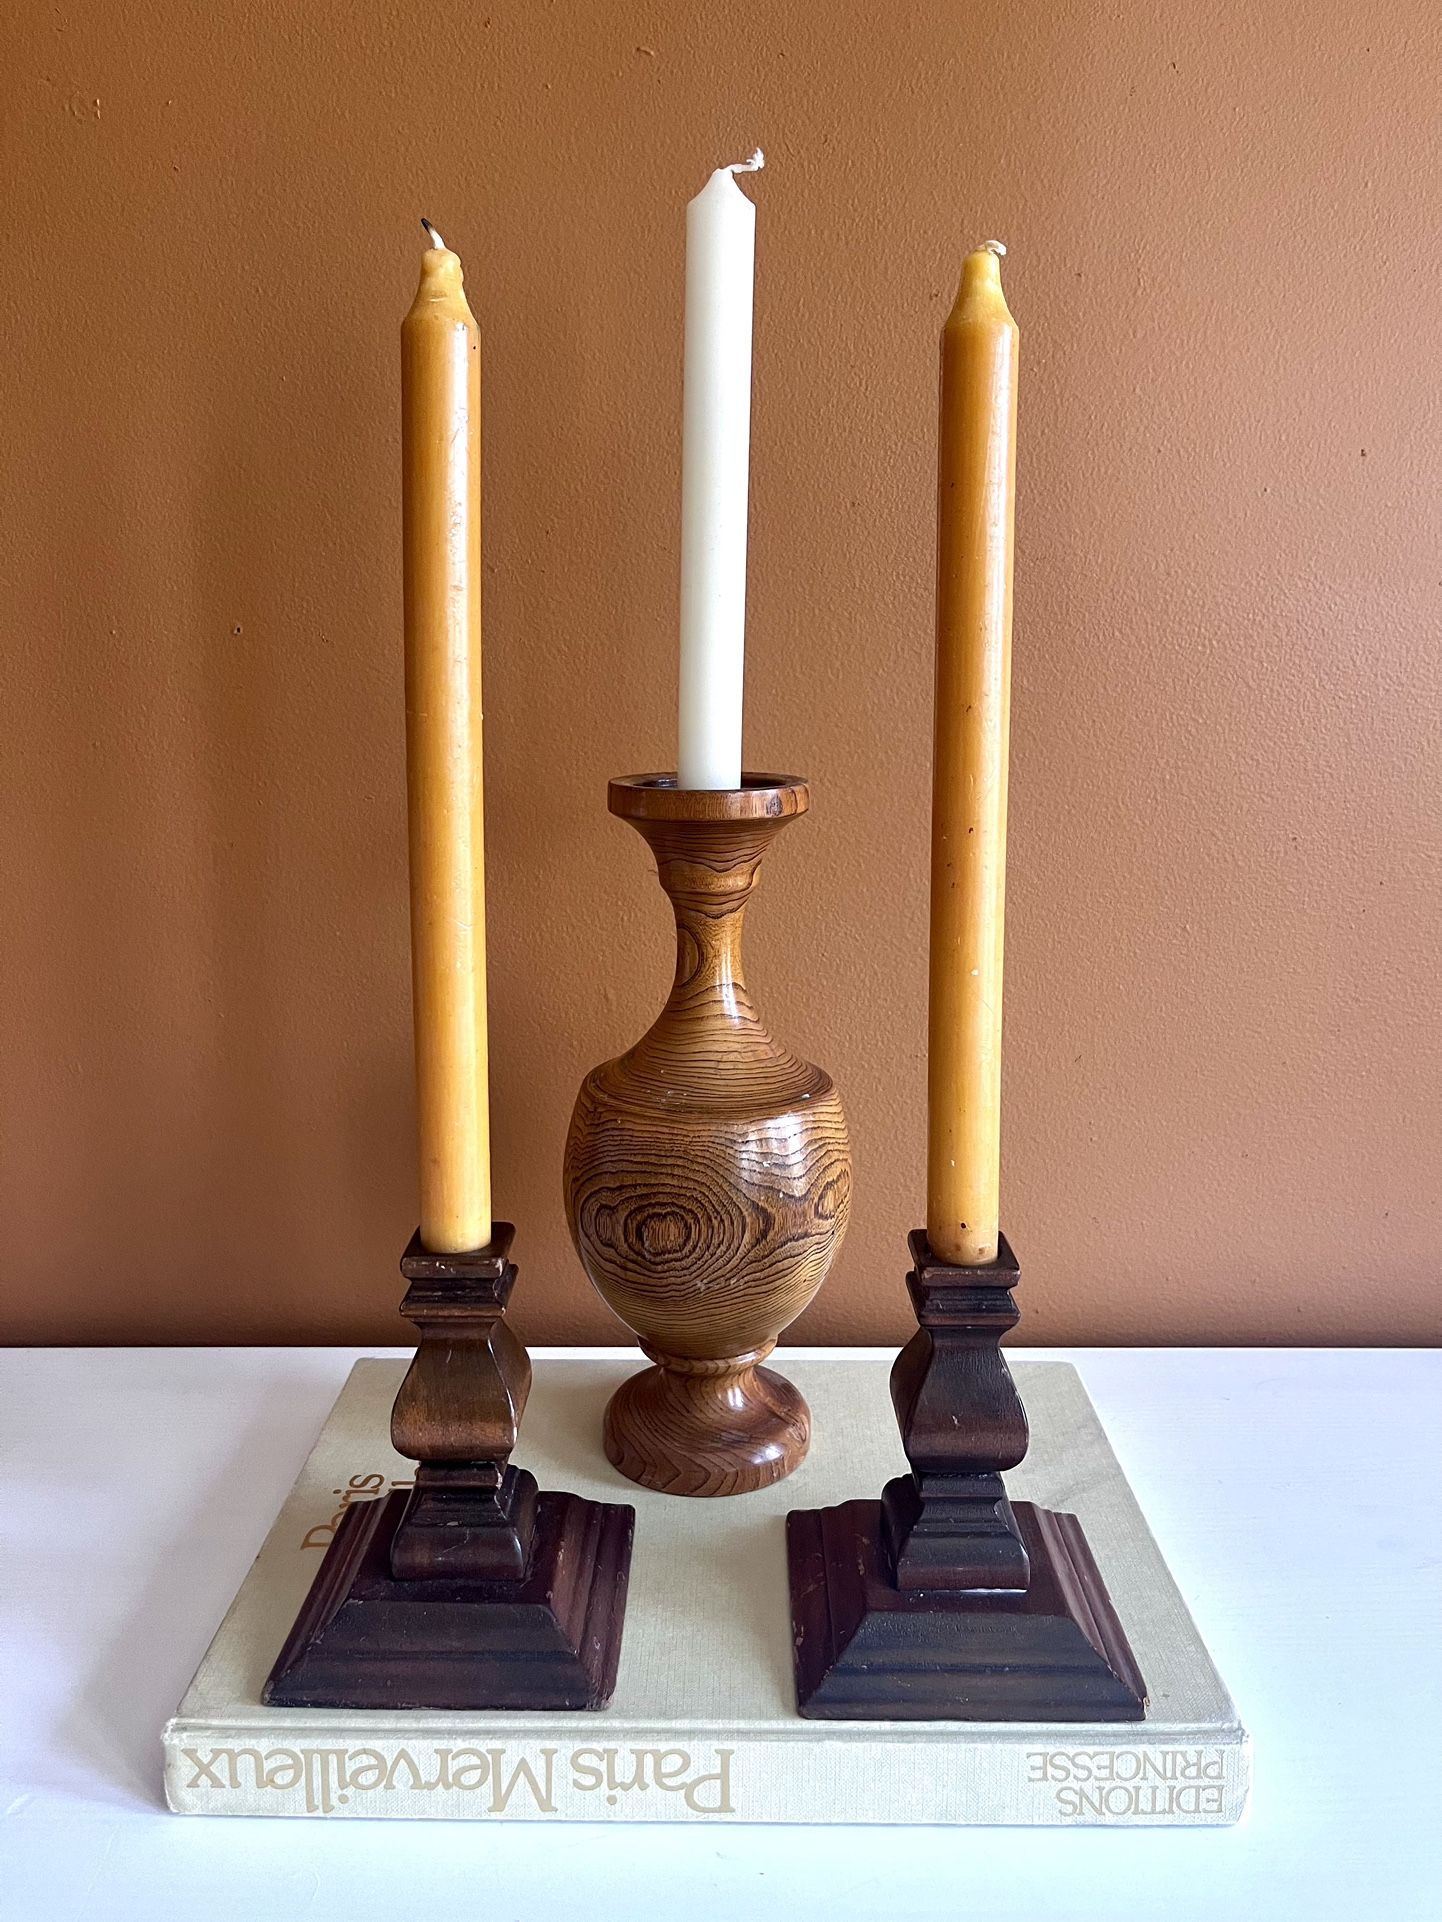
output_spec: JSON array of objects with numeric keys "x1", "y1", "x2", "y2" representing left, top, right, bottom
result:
[{"x1": 164, "y1": 1356, "x2": 1249, "y2": 1825}]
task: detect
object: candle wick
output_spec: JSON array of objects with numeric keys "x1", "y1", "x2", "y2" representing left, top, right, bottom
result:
[
  {"x1": 420, "y1": 217, "x2": 446, "y2": 250},
  {"x1": 979, "y1": 238, "x2": 1007, "y2": 256},
  {"x1": 726, "y1": 148, "x2": 765, "y2": 175}
]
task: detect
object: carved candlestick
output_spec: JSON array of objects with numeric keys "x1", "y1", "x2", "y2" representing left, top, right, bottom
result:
[
  {"x1": 565, "y1": 774, "x2": 852, "y2": 1497},
  {"x1": 787, "y1": 1231, "x2": 1147, "y2": 1720},
  {"x1": 264, "y1": 1225, "x2": 634, "y2": 1710}
]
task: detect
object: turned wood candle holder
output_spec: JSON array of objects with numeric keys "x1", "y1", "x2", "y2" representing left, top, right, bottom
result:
[
  {"x1": 787, "y1": 1230, "x2": 1147, "y2": 1720},
  {"x1": 564, "y1": 773, "x2": 852, "y2": 1497},
  {"x1": 264, "y1": 1225, "x2": 634, "y2": 1710}
]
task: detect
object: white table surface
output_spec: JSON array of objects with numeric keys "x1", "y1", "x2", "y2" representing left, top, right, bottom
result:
[{"x1": 2, "y1": 1346, "x2": 1439, "y2": 1922}]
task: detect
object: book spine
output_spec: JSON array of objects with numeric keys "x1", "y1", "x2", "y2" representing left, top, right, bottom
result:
[{"x1": 164, "y1": 1724, "x2": 1248, "y2": 1825}]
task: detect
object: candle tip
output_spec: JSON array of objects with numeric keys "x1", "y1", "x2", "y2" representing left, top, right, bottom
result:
[
  {"x1": 726, "y1": 148, "x2": 765, "y2": 175},
  {"x1": 420, "y1": 217, "x2": 446, "y2": 250},
  {"x1": 979, "y1": 238, "x2": 1007, "y2": 257}
]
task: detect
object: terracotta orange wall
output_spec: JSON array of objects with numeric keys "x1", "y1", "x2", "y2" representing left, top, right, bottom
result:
[{"x1": 3, "y1": 1, "x2": 1438, "y2": 1347}]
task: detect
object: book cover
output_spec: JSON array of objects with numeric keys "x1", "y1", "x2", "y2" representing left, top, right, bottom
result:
[{"x1": 164, "y1": 1357, "x2": 1249, "y2": 1825}]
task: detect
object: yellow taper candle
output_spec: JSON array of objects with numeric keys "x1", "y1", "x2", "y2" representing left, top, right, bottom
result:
[
  {"x1": 403, "y1": 221, "x2": 491, "y2": 1253},
  {"x1": 927, "y1": 241, "x2": 1018, "y2": 1267}
]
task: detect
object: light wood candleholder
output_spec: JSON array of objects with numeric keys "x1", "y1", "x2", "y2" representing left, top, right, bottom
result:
[{"x1": 564, "y1": 774, "x2": 852, "y2": 1497}]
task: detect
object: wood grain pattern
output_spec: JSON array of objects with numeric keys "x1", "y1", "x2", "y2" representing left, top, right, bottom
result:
[{"x1": 564, "y1": 774, "x2": 852, "y2": 1497}]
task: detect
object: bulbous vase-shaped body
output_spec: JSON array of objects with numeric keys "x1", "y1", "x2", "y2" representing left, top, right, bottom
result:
[{"x1": 564, "y1": 775, "x2": 851, "y2": 1496}]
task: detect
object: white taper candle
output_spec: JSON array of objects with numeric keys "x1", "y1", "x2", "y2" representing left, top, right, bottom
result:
[{"x1": 677, "y1": 150, "x2": 763, "y2": 791}]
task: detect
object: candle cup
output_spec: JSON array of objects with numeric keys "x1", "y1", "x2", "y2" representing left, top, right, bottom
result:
[{"x1": 564, "y1": 774, "x2": 852, "y2": 1497}]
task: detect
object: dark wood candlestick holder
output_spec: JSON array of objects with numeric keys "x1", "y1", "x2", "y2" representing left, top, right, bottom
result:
[
  {"x1": 564, "y1": 773, "x2": 852, "y2": 1497},
  {"x1": 787, "y1": 1230, "x2": 1147, "y2": 1720},
  {"x1": 264, "y1": 1224, "x2": 634, "y2": 1710}
]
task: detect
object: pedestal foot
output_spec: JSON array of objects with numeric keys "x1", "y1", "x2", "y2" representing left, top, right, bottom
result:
[
  {"x1": 604, "y1": 1351, "x2": 809, "y2": 1497},
  {"x1": 788, "y1": 1498, "x2": 1145, "y2": 1721},
  {"x1": 264, "y1": 1487, "x2": 634, "y2": 1711}
]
